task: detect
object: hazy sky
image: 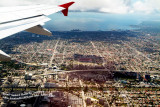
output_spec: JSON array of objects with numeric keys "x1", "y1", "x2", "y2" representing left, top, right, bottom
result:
[
  {"x1": 44, "y1": 12, "x2": 160, "y2": 31},
  {"x1": 0, "y1": 0, "x2": 160, "y2": 14}
]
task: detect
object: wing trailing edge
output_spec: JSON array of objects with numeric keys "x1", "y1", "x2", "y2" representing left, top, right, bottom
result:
[{"x1": 26, "y1": 25, "x2": 52, "y2": 36}]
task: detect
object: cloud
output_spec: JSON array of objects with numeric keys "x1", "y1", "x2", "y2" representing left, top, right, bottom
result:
[
  {"x1": 132, "y1": 0, "x2": 160, "y2": 14},
  {"x1": 0, "y1": 0, "x2": 32, "y2": 6},
  {"x1": 0, "y1": 0, "x2": 159, "y2": 14}
]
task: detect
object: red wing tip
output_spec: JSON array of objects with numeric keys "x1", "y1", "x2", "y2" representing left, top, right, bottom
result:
[{"x1": 59, "y1": 2, "x2": 75, "y2": 8}]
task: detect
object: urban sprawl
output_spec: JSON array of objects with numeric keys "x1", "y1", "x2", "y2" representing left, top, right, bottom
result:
[{"x1": 0, "y1": 30, "x2": 160, "y2": 107}]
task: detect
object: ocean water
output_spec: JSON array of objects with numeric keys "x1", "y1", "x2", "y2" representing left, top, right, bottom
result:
[{"x1": 45, "y1": 12, "x2": 160, "y2": 31}]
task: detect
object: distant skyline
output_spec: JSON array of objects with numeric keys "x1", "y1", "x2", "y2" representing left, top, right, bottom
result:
[{"x1": 44, "y1": 12, "x2": 160, "y2": 31}]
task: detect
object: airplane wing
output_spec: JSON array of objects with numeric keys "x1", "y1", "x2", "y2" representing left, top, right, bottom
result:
[{"x1": 0, "y1": 2, "x2": 74, "y2": 61}]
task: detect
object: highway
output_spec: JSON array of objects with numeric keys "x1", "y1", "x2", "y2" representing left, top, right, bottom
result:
[{"x1": 49, "y1": 38, "x2": 60, "y2": 67}]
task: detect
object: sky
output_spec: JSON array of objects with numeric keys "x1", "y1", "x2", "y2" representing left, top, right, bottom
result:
[{"x1": 0, "y1": 0, "x2": 160, "y2": 31}]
